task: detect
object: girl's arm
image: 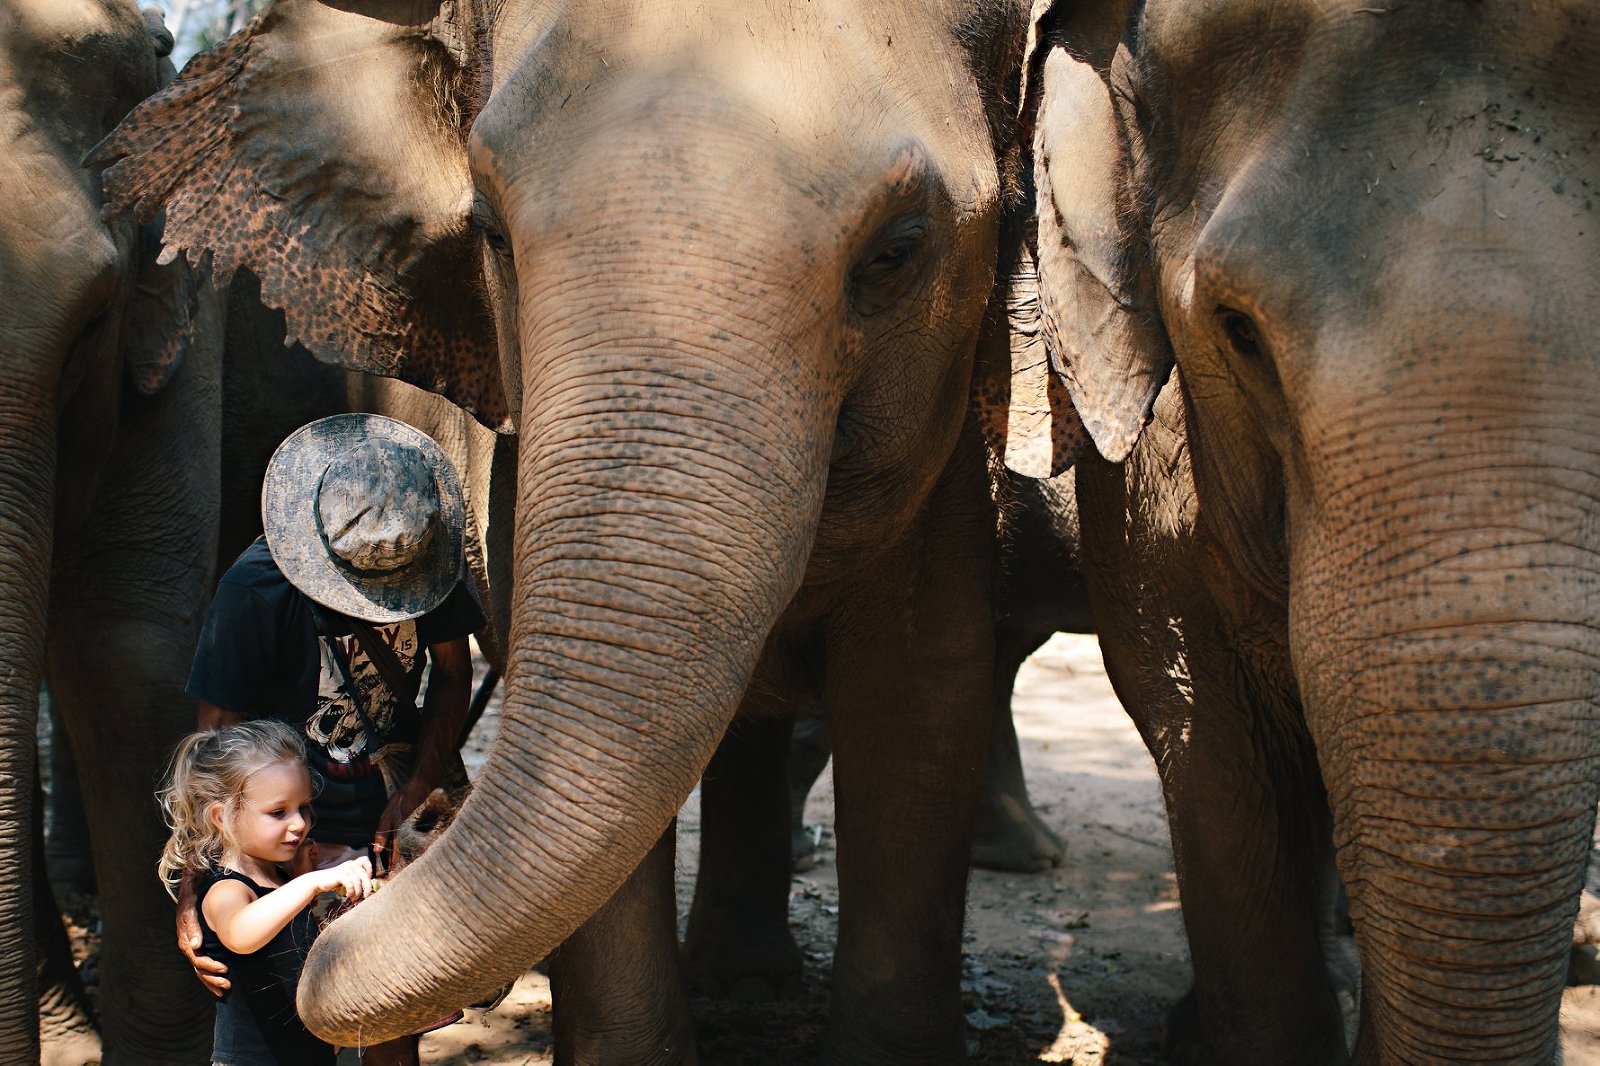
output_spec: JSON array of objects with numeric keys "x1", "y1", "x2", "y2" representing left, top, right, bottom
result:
[{"x1": 202, "y1": 859, "x2": 373, "y2": 956}]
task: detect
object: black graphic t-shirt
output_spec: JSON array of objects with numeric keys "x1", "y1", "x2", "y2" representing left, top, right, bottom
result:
[{"x1": 187, "y1": 539, "x2": 484, "y2": 841}]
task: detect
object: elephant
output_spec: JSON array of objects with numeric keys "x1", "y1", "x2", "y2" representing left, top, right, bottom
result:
[
  {"x1": 94, "y1": 0, "x2": 1041, "y2": 1060},
  {"x1": 979, "y1": 468, "x2": 1088, "y2": 870},
  {"x1": 2, "y1": 1, "x2": 222, "y2": 1061},
  {"x1": 215, "y1": 272, "x2": 354, "y2": 569},
  {"x1": 996, "y1": 0, "x2": 1600, "y2": 1061},
  {"x1": 789, "y1": 467, "x2": 1089, "y2": 875}
]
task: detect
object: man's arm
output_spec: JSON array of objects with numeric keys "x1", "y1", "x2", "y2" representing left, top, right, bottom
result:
[
  {"x1": 197, "y1": 700, "x2": 246, "y2": 730},
  {"x1": 372, "y1": 637, "x2": 473, "y2": 864},
  {"x1": 176, "y1": 866, "x2": 231, "y2": 996},
  {"x1": 178, "y1": 700, "x2": 247, "y2": 994}
]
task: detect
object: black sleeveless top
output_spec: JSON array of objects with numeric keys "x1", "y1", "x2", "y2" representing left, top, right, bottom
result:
[{"x1": 196, "y1": 868, "x2": 335, "y2": 1066}]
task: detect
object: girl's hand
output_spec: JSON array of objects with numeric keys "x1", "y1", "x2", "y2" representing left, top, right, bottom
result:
[{"x1": 317, "y1": 856, "x2": 374, "y2": 901}]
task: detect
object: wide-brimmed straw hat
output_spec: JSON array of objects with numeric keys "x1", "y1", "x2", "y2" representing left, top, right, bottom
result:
[{"x1": 262, "y1": 414, "x2": 466, "y2": 624}]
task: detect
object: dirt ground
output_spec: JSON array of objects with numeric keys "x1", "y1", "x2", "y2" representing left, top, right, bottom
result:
[
  {"x1": 423, "y1": 634, "x2": 1188, "y2": 1065},
  {"x1": 421, "y1": 632, "x2": 1600, "y2": 1065},
  {"x1": 44, "y1": 630, "x2": 1600, "y2": 1063}
]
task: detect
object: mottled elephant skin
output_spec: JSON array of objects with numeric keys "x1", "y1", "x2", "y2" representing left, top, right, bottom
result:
[
  {"x1": 1, "y1": 1, "x2": 221, "y2": 1061},
  {"x1": 96, "y1": 1, "x2": 1039, "y2": 1061},
  {"x1": 1021, "y1": 1, "x2": 1600, "y2": 1062}
]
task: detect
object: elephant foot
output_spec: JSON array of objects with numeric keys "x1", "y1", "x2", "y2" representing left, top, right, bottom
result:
[
  {"x1": 1160, "y1": 986, "x2": 1210, "y2": 1066},
  {"x1": 556, "y1": 1009, "x2": 698, "y2": 1066},
  {"x1": 40, "y1": 1029, "x2": 101, "y2": 1066},
  {"x1": 684, "y1": 919, "x2": 804, "y2": 1002},
  {"x1": 970, "y1": 792, "x2": 1065, "y2": 873},
  {"x1": 1161, "y1": 982, "x2": 1350, "y2": 1066},
  {"x1": 1571, "y1": 944, "x2": 1600, "y2": 986},
  {"x1": 792, "y1": 818, "x2": 830, "y2": 873},
  {"x1": 47, "y1": 867, "x2": 97, "y2": 905},
  {"x1": 793, "y1": 820, "x2": 818, "y2": 872}
]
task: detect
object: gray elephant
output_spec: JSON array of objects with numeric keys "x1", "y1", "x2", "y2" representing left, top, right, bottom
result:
[
  {"x1": 2, "y1": 2, "x2": 221, "y2": 1061},
  {"x1": 789, "y1": 467, "x2": 1088, "y2": 875},
  {"x1": 95, "y1": 0, "x2": 1040, "y2": 1060},
  {"x1": 996, "y1": 0, "x2": 1600, "y2": 1061}
]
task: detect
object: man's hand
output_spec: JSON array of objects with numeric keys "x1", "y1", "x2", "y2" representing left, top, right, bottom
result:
[
  {"x1": 176, "y1": 871, "x2": 229, "y2": 996},
  {"x1": 290, "y1": 840, "x2": 323, "y2": 878},
  {"x1": 373, "y1": 784, "x2": 425, "y2": 874}
]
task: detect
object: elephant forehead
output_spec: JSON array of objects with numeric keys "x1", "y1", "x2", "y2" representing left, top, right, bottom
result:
[
  {"x1": 474, "y1": 1, "x2": 995, "y2": 196},
  {"x1": 7, "y1": 0, "x2": 140, "y2": 46}
]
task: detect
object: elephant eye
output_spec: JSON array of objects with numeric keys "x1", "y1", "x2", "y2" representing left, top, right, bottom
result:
[
  {"x1": 472, "y1": 199, "x2": 513, "y2": 260},
  {"x1": 850, "y1": 214, "x2": 931, "y2": 317},
  {"x1": 1218, "y1": 309, "x2": 1265, "y2": 362}
]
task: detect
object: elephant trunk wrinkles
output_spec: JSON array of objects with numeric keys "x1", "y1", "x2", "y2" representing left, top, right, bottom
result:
[
  {"x1": 0, "y1": 371, "x2": 58, "y2": 1062},
  {"x1": 1291, "y1": 434, "x2": 1600, "y2": 1060},
  {"x1": 301, "y1": 283, "x2": 835, "y2": 1041}
]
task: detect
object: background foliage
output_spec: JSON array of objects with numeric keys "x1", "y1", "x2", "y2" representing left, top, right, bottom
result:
[{"x1": 152, "y1": 0, "x2": 269, "y2": 67}]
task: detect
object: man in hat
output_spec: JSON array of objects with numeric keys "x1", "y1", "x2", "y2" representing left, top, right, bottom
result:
[{"x1": 177, "y1": 414, "x2": 486, "y2": 1064}]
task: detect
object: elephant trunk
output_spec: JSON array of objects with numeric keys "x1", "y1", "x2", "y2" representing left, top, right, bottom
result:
[
  {"x1": 300, "y1": 246, "x2": 837, "y2": 1042},
  {"x1": 1291, "y1": 398, "x2": 1600, "y2": 1059},
  {"x1": 0, "y1": 367, "x2": 59, "y2": 1061}
]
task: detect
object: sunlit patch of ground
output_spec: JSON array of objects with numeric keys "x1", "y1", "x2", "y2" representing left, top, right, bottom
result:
[{"x1": 427, "y1": 634, "x2": 1188, "y2": 1064}]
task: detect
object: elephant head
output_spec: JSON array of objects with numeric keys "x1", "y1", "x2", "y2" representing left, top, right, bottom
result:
[
  {"x1": 95, "y1": 0, "x2": 1035, "y2": 1041},
  {"x1": 1028, "y1": 0, "x2": 1600, "y2": 1058}
]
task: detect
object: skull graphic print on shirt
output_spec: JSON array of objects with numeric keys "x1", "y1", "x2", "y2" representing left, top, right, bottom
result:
[{"x1": 307, "y1": 621, "x2": 420, "y2": 763}]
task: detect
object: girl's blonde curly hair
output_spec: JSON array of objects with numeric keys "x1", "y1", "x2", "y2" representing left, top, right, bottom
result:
[{"x1": 156, "y1": 719, "x2": 312, "y2": 899}]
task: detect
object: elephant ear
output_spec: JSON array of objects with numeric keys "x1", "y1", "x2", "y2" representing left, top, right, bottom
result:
[
  {"x1": 1024, "y1": 0, "x2": 1172, "y2": 463},
  {"x1": 90, "y1": 0, "x2": 510, "y2": 431},
  {"x1": 965, "y1": 0, "x2": 1089, "y2": 478},
  {"x1": 971, "y1": 211, "x2": 1090, "y2": 478},
  {"x1": 121, "y1": 216, "x2": 205, "y2": 395}
]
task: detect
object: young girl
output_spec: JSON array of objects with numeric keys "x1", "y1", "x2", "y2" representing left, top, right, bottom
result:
[{"x1": 159, "y1": 718, "x2": 374, "y2": 1065}]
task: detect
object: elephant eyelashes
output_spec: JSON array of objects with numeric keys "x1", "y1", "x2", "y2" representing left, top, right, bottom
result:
[
  {"x1": 849, "y1": 214, "x2": 931, "y2": 318},
  {"x1": 472, "y1": 200, "x2": 513, "y2": 260},
  {"x1": 1218, "y1": 309, "x2": 1265, "y2": 362},
  {"x1": 480, "y1": 227, "x2": 512, "y2": 259}
]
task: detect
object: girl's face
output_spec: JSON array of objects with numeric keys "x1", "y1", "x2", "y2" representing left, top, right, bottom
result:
[{"x1": 214, "y1": 760, "x2": 313, "y2": 865}]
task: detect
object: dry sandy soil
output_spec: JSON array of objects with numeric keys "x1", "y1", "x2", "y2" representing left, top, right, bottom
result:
[
  {"x1": 419, "y1": 633, "x2": 1600, "y2": 1065},
  {"x1": 46, "y1": 632, "x2": 1600, "y2": 1063},
  {"x1": 421, "y1": 635, "x2": 1190, "y2": 1065}
]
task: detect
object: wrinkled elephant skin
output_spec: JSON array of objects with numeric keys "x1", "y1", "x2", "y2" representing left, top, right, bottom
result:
[
  {"x1": 1026, "y1": 1, "x2": 1600, "y2": 1062},
  {"x1": 0, "y1": 1, "x2": 220, "y2": 1061},
  {"x1": 96, "y1": 1, "x2": 1037, "y2": 1060}
]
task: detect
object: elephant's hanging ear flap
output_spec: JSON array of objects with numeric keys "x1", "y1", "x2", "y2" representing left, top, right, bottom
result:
[
  {"x1": 1024, "y1": 0, "x2": 1172, "y2": 463},
  {"x1": 122, "y1": 216, "x2": 206, "y2": 395},
  {"x1": 971, "y1": 209, "x2": 1090, "y2": 478},
  {"x1": 966, "y1": 0, "x2": 1090, "y2": 479},
  {"x1": 91, "y1": 0, "x2": 511, "y2": 431}
]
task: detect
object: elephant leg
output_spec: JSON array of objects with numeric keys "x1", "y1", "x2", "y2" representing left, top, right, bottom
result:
[
  {"x1": 1074, "y1": 400, "x2": 1349, "y2": 1065},
  {"x1": 34, "y1": 785, "x2": 98, "y2": 1066},
  {"x1": 822, "y1": 449, "x2": 993, "y2": 1063},
  {"x1": 788, "y1": 698, "x2": 830, "y2": 872},
  {"x1": 1153, "y1": 707, "x2": 1346, "y2": 1065},
  {"x1": 45, "y1": 316, "x2": 220, "y2": 1064},
  {"x1": 970, "y1": 623, "x2": 1065, "y2": 873},
  {"x1": 43, "y1": 700, "x2": 95, "y2": 902},
  {"x1": 47, "y1": 612, "x2": 214, "y2": 1065},
  {"x1": 548, "y1": 826, "x2": 695, "y2": 1065},
  {"x1": 1092, "y1": 618, "x2": 1343, "y2": 1057},
  {"x1": 825, "y1": 612, "x2": 990, "y2": 1062},
  {"x1": 684, "y1": 709, "x2": 804, "y2": 1001},
  {"x1": 0, "y1": 371, "x2": 58, "y2": 1062}
]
